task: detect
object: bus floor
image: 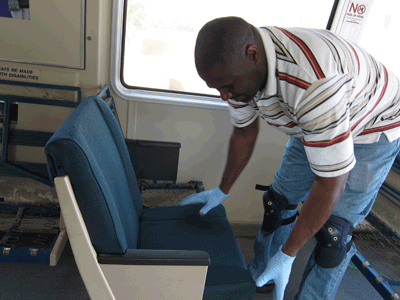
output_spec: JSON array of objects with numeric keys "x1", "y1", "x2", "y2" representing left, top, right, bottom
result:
[
  {"x1": 236, "y1": 222, "x2": 400, "y2": 300},
  {"x1": 0, "y1": 226, "x2": 399, "y2": 300}
]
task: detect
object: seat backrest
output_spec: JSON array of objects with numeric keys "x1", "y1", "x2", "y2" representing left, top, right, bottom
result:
[{"x1": 45, "y1": 96, "x2": 143, "y2": 254}]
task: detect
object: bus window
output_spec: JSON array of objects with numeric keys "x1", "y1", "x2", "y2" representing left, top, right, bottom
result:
[{"x1": 112, "y1": 0, "x2": 335, "y2": 108}]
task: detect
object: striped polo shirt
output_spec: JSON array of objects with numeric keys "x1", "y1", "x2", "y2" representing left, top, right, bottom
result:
[{"x1": 228, "y1": 26, "x2": 400, "y2": 177}]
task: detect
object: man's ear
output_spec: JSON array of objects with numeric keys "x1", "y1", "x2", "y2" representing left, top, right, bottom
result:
[{"x1": 246, "y1": 45, "x2": 261, "y2": 65}]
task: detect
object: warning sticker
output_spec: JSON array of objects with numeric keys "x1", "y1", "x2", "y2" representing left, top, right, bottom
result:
[
  {"x1": 344, "y1": 2, "x2": 368, "y2": 25},
  {"x1": 336, "y1": 0, "x2": 372, "y2": 43},
  {"x1": 0, "y1": 66, "x2": 41, "y2": 82}
]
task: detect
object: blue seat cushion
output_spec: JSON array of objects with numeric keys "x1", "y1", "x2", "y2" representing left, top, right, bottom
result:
[
  {"x1": 45, "y1": 96, "x2": 143, "y2": 254},
  {"x1": 138, "y1": 204, "x2": 256, "y2": 300},
  {"x1": 204, "y1": 266, "x2": 256, "y2": 300}
]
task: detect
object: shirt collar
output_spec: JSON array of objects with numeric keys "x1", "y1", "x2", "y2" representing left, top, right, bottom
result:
[{"x1": 255, "y1": 27, "x2": 277, "y2": 100}]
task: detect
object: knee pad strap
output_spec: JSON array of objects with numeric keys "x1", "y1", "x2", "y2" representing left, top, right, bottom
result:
[{"x1": 256, "y1": 185, "x2": 299, "y2": 235}]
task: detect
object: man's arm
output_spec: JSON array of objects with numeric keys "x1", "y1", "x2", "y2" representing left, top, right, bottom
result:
[
  {"x1": 180, "y1": 117, "x2": 259, "y2": 215},
  {"x1": 282, "y1": 172, "x2": 349, "y2": 257},
  {"x1": 219, "y1": 117, "x2": 259, "y2": 194}
]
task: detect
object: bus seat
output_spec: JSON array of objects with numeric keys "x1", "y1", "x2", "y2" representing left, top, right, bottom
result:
[{"x1": 44, "y1": 95, "x2": 256, "y2": 300}]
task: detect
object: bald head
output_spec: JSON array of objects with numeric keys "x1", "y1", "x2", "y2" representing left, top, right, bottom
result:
[
  {"x1": 194, "y1": 17, "x2": 267, "y2": 103},
  {"x1": 195, "y1": 17, "x2": 256, "y2": 77}
]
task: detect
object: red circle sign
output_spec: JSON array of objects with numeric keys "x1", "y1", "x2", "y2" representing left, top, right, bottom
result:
[{"x1": 357, "y1": 5, "x2": 366, "y2": 14}]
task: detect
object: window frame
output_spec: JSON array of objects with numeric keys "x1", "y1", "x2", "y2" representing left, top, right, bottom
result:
[
  {"x1": 110, "y1": 0, "x2": 340, "y2": 110},
  {"x1": 110, "y1": 0, "x2": 227, "y2": 110}
]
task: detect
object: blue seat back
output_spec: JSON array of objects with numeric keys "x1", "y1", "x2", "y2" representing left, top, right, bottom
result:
[{"x1": 45, "y1": 96, "x2": 143, "y2": 254}]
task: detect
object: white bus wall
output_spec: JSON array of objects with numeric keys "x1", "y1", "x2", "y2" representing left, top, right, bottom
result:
[{"x1": 0, "y1": 0, "x2": 290, "y2": 225}]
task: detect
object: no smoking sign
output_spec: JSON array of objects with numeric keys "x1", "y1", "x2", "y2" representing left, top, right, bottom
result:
[
  {"x1": 357, "y1": 4, "x2": 366, "y2": 14},
  {"x1": 349, "y1": 2, "x2": 367, "y2": 16}
]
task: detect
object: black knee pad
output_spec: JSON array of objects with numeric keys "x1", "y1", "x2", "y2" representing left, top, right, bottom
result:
[
  {"x1": 256, "y1": 185, "x2": 298, "y2": 236},
  {"x1": 315, "y1": 215, "x2": 354, "y2": 268}
]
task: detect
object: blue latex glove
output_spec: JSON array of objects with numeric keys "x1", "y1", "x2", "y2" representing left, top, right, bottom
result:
[
  {"x1": 256, "y1": 246, "x2": 296, "y2": 300},
  {"x1": 180, "y1": 187, "x2": 229, "y2": 215}
]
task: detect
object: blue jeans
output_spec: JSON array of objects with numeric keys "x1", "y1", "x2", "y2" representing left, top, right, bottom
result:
[{"x1": 248, "y1": 134, "x2": 400, "y2": 300}]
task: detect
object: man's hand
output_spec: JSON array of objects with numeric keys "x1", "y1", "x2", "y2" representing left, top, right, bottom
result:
[
  {"x1": 180, "y1": 187, "x2": 229, "y2": 216},
  {"x1": 256, "y1": 247, "x2": 295, "y2": 300}
]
